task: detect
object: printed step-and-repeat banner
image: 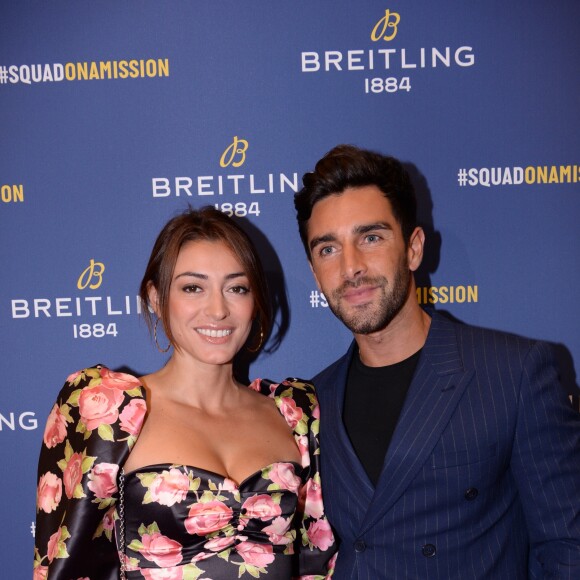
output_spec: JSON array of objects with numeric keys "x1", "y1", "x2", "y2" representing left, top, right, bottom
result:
[{"x1": 1, "y1": 2, "x2": 579, "y2": 575}]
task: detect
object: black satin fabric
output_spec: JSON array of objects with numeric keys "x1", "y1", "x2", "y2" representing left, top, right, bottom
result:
[{"x1": 121, "y1": 462, "x2": 304, "y2": 578}]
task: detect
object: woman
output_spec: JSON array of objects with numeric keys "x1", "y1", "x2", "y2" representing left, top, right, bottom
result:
[{"x1": 34, "y1": 207, "x2": 336, "y2": 579}]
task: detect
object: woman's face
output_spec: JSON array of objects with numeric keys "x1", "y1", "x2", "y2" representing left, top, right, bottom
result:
[{"x1": 161, "y1": 239, "x2": 255, "y2": 366}]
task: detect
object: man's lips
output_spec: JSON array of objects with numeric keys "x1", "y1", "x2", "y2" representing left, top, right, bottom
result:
[{"x1": 340, "y1": 285, "x2": 378, "y2": 304}]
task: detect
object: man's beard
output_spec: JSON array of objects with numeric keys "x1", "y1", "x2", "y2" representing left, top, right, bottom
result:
[{"x1": 326, "y1": 256, "x2": 411, "y2": 335}]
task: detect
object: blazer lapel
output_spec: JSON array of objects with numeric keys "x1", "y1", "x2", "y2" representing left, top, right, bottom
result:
[
  {"x1": 359, "y1": 312, "x2": 474, "y2": 533},
  {"x1": 318, "y1": 344, "x2": 375, "y2": 504}
]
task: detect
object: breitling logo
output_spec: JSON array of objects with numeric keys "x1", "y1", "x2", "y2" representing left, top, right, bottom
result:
[
  {"x1": 11, "y1": 259, "x2": 141, "y2": 320},
  {"x1": 220, "y1": 136, "x2": 249, "y2": 168},
  {"x1": 77, "y1": 259, "x2": 105, "y2": 290},
  {"x1": 301, "y1": 8, "x2": 475, "y2": 74},
  {"x1": 152, "y1": 137, "x2": 298, "y2": 199},
  {"x1": 371, "y1": 9, "x2": 400, "y2": 42}
]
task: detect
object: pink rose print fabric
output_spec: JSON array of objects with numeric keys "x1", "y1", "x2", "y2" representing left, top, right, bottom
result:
[
  {"x1": 34, "y1": 365, "x2": 337, "y2": 578},
  {"x1": 121, "y1": 462, "x2": 301, "y2": 577}
]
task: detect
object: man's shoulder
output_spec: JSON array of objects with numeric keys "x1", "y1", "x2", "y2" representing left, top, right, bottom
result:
[
  {"x1": 431, "y1": 311, "x2": 543, "y2": 366},
  {"x1": 433, "y1": 311, "x2": 534, "y2": 345}
]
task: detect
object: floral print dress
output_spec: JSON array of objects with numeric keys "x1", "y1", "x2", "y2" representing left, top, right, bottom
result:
[{"x1": 34, "y1": 366, "x2": 337, "y2": 579}]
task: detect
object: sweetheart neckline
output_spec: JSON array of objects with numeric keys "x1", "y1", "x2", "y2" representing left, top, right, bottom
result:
[{"x1": 123, "y1": 460, "x2": 304, "y2": 488}]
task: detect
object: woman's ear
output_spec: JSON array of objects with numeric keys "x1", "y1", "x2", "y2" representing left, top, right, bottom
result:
[{"x1": 147, "y1": 283, "x2": 160, "y2": 317}]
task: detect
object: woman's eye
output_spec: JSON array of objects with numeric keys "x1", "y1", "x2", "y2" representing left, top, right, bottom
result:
[
  {"x1": 230, "y1": 285, "x2": 250, "y2": 295},
  {"x1": 183, "y1": 285, "x2": 202, "y2": 293}
]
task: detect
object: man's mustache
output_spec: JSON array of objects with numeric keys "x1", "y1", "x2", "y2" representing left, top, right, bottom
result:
[{"x1": 334, "y1": 276, "x2": 387, "y2": 296}]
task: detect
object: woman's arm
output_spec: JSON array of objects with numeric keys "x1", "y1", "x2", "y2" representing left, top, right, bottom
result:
[{"x1": 34, "y1": 365, "x2": 145, "y2": 579}]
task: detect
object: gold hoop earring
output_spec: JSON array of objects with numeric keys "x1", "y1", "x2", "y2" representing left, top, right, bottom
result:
[
  {"x1": 247, "y1": 329, "x2": 264, "y2": 353},
  {"x1": 154, "y1": 318, "x2": 170, "y2": 353}
]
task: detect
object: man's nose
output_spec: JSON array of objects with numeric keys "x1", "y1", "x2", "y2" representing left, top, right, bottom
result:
[{"x1": 341, "y1": 244, "x2": 366, "y2": 280}]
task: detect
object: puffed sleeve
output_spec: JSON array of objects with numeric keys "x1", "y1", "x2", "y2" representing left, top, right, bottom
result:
[
  {"x1": 273, "y1": 378, "x2": 338, "y2": 579},
  {"x1": 34, "y1": 365, "x2": 146, "y2": 580}
]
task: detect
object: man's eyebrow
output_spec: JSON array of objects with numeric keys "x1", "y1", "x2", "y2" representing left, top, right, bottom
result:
[
  {"x1": 354, "y1": 222, "x2": 392, "y2": 235},
  {"x1": 309, "y1": 234, "x2": 336, "y2": 252}
]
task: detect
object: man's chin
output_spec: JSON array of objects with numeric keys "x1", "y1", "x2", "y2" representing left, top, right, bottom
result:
[{"x1": 339, "y1": 312, "x2": 383, "y2": 335}]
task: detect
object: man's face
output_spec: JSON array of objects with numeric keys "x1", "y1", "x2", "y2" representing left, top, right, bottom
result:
[{"x1": 307, "y1": 185, "x2": 420, "y2": 335}]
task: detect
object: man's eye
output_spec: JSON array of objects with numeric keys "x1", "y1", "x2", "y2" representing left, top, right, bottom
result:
[
  {"x1": 365, "y1": 234, "x2": 380, "y2": 243},
  {"x1": 320, "y1": 246, "x2": 334, "y2": 256}
]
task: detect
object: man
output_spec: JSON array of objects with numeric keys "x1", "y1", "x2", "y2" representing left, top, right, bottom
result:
[{"x1": 294, "y1": 144, "x2": 580, "y2": 578}]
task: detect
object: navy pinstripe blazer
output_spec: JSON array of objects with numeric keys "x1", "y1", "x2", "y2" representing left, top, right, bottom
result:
[{"x1": 314, "y1": 312, "x2": 580, "y2": 579}]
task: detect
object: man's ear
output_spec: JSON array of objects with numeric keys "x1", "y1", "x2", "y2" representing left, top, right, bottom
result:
[{"x1": 408, "y1": 226, "x2": 425, "y2": 272}]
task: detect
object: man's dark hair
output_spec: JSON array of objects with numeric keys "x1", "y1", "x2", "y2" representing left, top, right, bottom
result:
[{"x1": 294, "y1": 144, "x2": 417, "y2": 259}]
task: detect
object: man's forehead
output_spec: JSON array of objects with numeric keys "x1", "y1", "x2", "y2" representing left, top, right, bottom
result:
[{"x1": 308, "y1": 187, "x2": 396, "y2": 235}]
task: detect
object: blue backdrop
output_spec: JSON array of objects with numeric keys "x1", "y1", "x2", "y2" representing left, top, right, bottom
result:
[{"x1": 1, "y1": 2, "x2": 579, "y2": 576}]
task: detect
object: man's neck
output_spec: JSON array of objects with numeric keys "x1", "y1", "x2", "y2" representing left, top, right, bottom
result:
[{"x1": 355, "y1": 299, "x2": 431, "y2": 367}]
